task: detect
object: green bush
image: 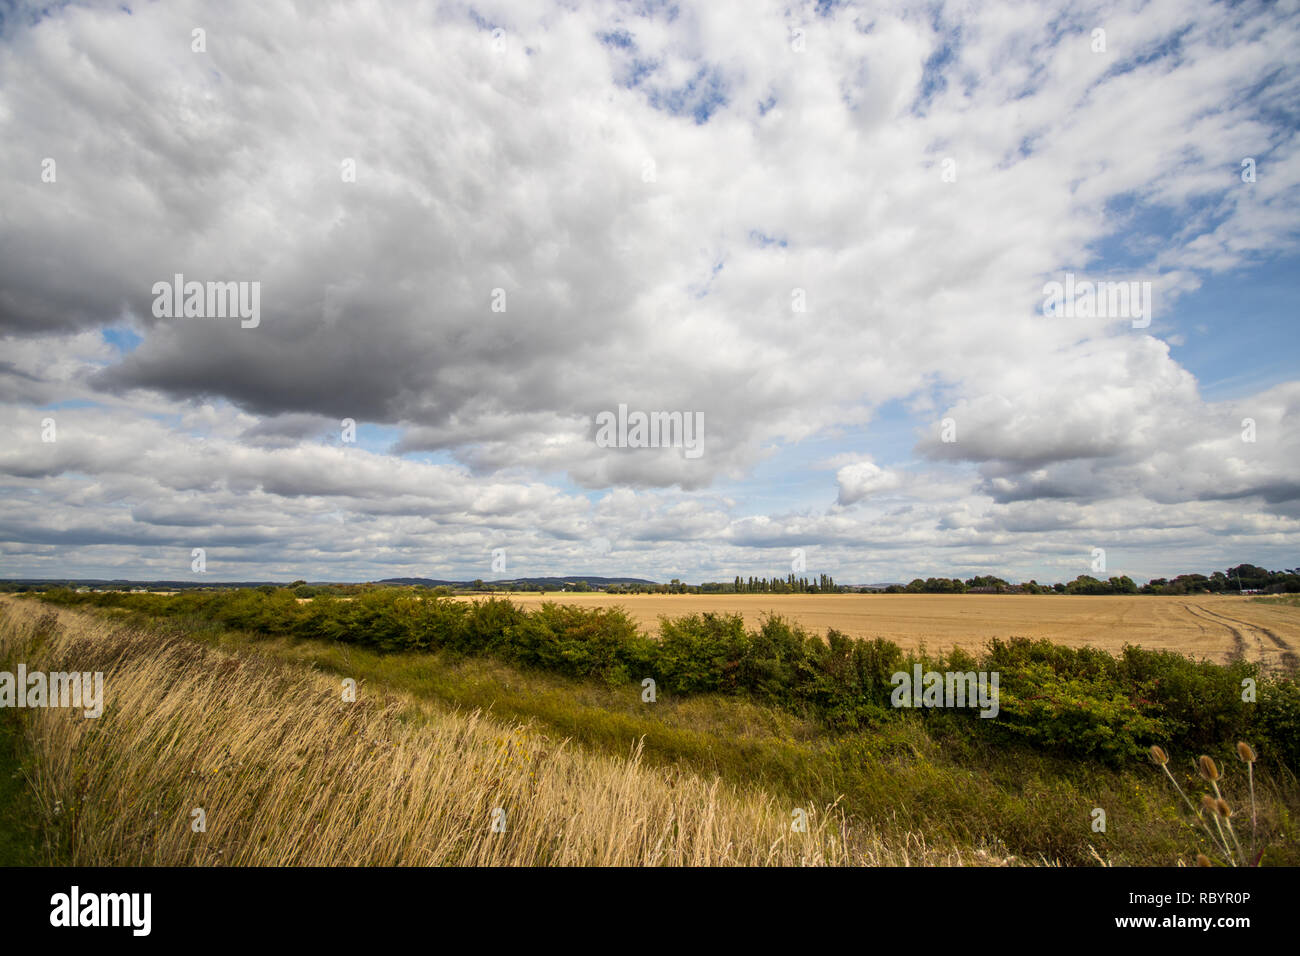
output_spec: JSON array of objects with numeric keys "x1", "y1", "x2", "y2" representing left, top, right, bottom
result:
[
  {"x1": 992, "y1": 664, "x2": 1166, "y2": 761},
  {"x1": 656, "y1": 612, "x2": 747, "y2": 693},
  {"x1": 1255, "y1": 677, "x2": 1300, "y2": 768}
]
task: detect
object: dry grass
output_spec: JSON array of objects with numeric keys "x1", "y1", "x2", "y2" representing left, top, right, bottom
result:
[
  {"x1": 0, "y1": 597, "x2": 1003, "y2": 866},
  {"x1": 459, "y1": 592, "x2": 1300, "y2": 670}
]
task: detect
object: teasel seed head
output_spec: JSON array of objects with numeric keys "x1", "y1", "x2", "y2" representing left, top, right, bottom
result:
[
  {"x1": 1215, "y1": 798, "x2": 1232, "y2": 818},
  {"x1": 1196, "y1": 853, "x2": 1212, "y2": 867},
  {"x1": 1236, "y1": 742, "x2": 1256, "y2": 763},
  {"x1": 1198, "y1": 755, "x2": 1220, "y2": 781},
  {"x1": 1149, "y1": 745, "x2": 1169, "y2": 765}
]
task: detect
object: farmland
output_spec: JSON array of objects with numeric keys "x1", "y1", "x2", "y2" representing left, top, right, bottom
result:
[
  {"x1": 460, "y1": 593, "x2": 1300, "y2": 671},
  {"x1": 8, "y1": 589, "x2": 1300, "y2": 866},
  {"x1": 8, "y1": 587, "x2": 1300, "y2": 866}
]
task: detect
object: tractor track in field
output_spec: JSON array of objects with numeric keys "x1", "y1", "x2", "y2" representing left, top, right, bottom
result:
[
  {"x1": 1207, "y1": 607, "x2": 1300, "y2": 672},
  {"x1": 1186, "y1": 602, "x2": 1299, "y2": 672},
  {"x1": 1182, "y1": 603, "x2": 1248, "y2": 662}
]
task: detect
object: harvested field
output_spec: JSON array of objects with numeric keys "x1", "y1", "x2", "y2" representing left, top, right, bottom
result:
[{"x1": 459, "y1": 593, "x2": 1300, "y2": 671}]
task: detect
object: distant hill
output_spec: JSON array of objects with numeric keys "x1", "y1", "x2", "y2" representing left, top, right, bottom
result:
[
  {"x1": 375, "y1": 578, "x2": 461, "y2": 587},
  {"x1": 378, "y1": 576, "x2": 659, "y2": 589},
  {"x1": 0, "y1": 575, "x2": 658, "y2": 591}
]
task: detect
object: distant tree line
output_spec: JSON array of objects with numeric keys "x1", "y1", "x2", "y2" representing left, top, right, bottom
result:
[
  {"x1": 2, "y1": 563, "x2": 1295, "y2": 595},
  {"x1": 881, "y1": 564, "x2": 1299, "y2": 595},
  {"x1": 727, "y1": 574, "x2": 841, "y2": 593},
  {"x1": 550, "y1": 575, "x2": 843, "y2": 595}
]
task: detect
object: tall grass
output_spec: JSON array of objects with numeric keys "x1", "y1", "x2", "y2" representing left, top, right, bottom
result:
[{"x1": 0, "y1": 598, "x2": 993, "y2": 866}]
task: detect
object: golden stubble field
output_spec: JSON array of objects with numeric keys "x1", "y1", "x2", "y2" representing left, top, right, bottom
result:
[{"x1": 460, "y1": 592, "x2": 1300, "y2": 671}]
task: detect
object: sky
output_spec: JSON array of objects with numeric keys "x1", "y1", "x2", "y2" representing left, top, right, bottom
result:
[{"x1": 0, "y1": 0, "x2": 1297, "y2": 585}]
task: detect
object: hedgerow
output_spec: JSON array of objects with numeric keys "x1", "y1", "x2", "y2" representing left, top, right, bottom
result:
[{"x1": 32, "y1": 587, "x2": 1298, "y2": 767}]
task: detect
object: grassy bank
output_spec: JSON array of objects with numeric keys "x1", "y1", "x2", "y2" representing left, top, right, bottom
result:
[
  {"x1": 0, "y1": 598, "x2": 994, "y2": 866},
  {"x1": 8, "y1": 593, "x2": 1298, "y2": 865},
  {"x1": 0, "y1": 713, "x2": 44, "y2": 865}
]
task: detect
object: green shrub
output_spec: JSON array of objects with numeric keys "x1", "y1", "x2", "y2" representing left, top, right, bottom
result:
[
  {"x1": 1255, "y1": 677, "x2": 1300, "y2": 768},
  {"x1": 656, "y1": 612, "x2": 747, "y2": 693},
  {"x1": 992, "y1": 664, "x2": 1166, "y2": 762}
]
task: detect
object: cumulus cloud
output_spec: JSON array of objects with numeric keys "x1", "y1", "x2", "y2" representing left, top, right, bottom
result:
[{"x1": 836, "y1": 460, "x2": 902, "y2": 506}]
